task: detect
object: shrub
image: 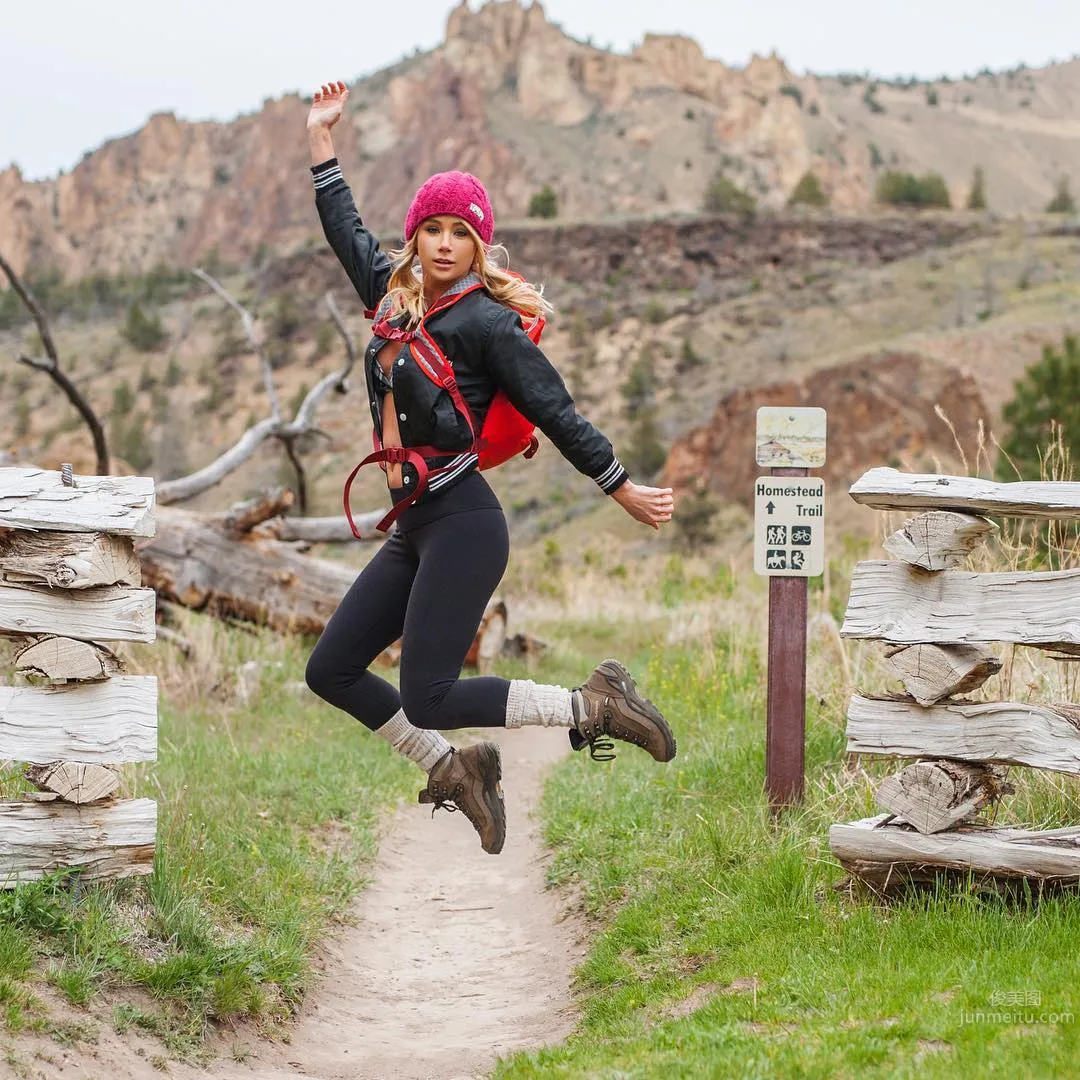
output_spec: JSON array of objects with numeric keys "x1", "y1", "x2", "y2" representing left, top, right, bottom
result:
[
  {"x1": 624, "y1": 407, "x2": 668, "y2": 478},
  {"x1": 121, "y1": 302, "x2": 168, "y2": 351},
  {"x1": 1000, "y1": 334, "x2": 1080, "y2": 480},
  {"x1": 862, "y1": 84, "x2": 885, "y2": 113},
  {"x1": 703, "y1": 174, "x2": 756, "y2": 215},
  {"x1": 267, "y1": 293, "x2": 303, "y2": 341},
  {"x1": 966, "y1": 165, "x2": 988, "y2": 210},
  {"x1": 671, "y1": 484, "x2": 718, "y2": 551},
  {"x1": 1047, "y1": 177, "x2": 1076, "y2": 214},
  {"x1": 788, "y1": 172, "x2": 828, "y2": 208},
  {"x1": 527, "y1": 185, "x2": 558, "y2": 219},
  {"x1": 875, "y1": 170, "x2": 951, "y2": 209},
  {"x1": 677, "y1": 338, "x2": 704, "y2": 372},
  {"x1": 926, "y1": 87, "x2": 939, "y2": 106},
  {"x1": 643, "y1": 299, "x2": 668, "y2": 325},
  {"x1": 868, "y1": 142, "x2": 885, "y2": 169},
  {"x1": 622, "y1": 347, "x2": 657, "y2": 419},
  {"x1": 779, "y1": 84, "x2": 803, "y2": 108}
]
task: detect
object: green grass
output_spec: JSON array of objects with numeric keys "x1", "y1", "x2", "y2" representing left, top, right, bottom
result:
[
  {"x1": 0, "y1": 620, "x2": 414, "y2": 1061},
  {"x1": 495, "y1": 642, "x2": 1080, "y2": 1079}
]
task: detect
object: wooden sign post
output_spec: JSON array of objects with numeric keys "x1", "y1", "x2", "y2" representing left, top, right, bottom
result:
[{"x1": 754, "y1": 408, "x2": 827, "y2": 809}]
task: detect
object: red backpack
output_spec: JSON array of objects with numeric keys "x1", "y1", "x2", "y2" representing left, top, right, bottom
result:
[{"x1": 343, "y1": 279, "x2": 544, "y2": 537}]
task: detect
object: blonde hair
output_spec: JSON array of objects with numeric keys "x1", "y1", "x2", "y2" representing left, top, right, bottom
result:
[{"x1": 383, "y1": 219, "x2": 554, "y2": 328}]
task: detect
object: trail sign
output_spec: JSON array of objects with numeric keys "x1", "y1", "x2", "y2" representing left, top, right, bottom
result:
[
  {"x1": 756, "y1": 407, "x2": 827, "y2": 468},
  {"x1": 753, "y1": 477, "x2": 825, "y2": 577}
]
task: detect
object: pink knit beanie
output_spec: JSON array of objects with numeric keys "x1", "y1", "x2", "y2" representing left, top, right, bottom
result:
[{"x1": 403, "y1": 171, "x2": 495, "y2": 245}]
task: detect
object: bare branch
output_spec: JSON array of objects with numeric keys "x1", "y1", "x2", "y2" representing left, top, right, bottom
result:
[
  {"x1": 268, "y1": 511, "x2": 385, "y2": 542},
  {"x1": 192, "y1": 266, "x2": 281, "y2": 420},
  {"x1": 155, "y1": 416, "x2": 281, "y2": 504},
  {"x1": 0, "y1": 251, "x2": 110, "y2": 474},
  {"x1": 209, "y1": 487, "x2": 296, "y2": 534},
  {"x1": 282, "y1": 438, "x2": 309, "y2": 514},
  {"x1": 18, "y1": 354, "x2": 57, "y2": 373},
  {"x1": 0, "y1": 252, "x2": 59, "y2": 363},
  {"x1": 325, "y1": 291, "x2": 359, "y2": 382}
]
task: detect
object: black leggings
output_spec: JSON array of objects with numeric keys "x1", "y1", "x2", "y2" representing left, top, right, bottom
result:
[{"x1": 305, "y1": 472, "x2": 512, "y2": 731}]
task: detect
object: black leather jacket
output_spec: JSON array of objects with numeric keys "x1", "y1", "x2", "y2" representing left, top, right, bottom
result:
[{"x1": 312, "y1": 158, "x2": 629, "y2": 503}]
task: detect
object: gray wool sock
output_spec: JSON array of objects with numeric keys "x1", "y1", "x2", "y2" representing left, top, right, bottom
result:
[
  {"x1": 374, "y1": 709, "x2": 452, "y2": 773},
  {"x1": 505, "y1": 679, "x2": 575, "y2": 728}
]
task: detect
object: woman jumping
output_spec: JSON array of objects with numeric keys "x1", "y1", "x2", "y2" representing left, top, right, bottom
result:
[{"x1": 303, "y1": 81, "x2": 677, "y2": 855}]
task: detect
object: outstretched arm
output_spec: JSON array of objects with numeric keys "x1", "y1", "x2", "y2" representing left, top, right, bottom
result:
[
  {"x1": 306, "y1": 81, "x2": 392, "y2": 311},
  {"x1": 482, "y1": 305, "x2": 675, "y2": 530}
]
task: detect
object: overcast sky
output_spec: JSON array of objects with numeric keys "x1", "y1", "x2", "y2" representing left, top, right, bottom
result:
[{"x1": 3, "y1": 0, "x2": 1078, "y2": 180}]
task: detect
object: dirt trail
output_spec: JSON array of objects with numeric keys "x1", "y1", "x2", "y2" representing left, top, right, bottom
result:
[
  {"x1": 217, "y1": 727, "x2": 582, "y2": 1080},
  {"x1": 4, "y1": 729, "x2": 580, "y2": 1080}
]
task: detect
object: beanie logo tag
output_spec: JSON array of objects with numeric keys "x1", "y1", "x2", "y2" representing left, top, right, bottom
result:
[{"x1": 468, "y1": 202, "x2": 484, "y2": 223}]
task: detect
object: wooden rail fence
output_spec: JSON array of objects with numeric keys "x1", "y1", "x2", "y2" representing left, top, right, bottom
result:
[
  {"x1": 831, "y1": 466, "x2": 1080, "y2": 889},
  {"x1": 0, "y1": 466, "x2": 157, "y2": 886}
]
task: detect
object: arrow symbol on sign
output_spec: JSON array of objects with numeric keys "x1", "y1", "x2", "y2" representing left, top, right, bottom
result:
[{"x1": 765, "y1": 501, "x2": 775, "y2": 514}]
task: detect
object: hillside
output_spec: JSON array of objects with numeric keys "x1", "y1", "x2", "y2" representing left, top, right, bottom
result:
[
  {"x1": 1, "y1": 0, "x2": 1080, "y2": 280},
  {"x1": 3, "y1": 212, "x2": 1079, "y2": 559}
]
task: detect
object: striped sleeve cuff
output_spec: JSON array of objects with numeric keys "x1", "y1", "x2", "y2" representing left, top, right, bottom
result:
[
  {"x1": 311, "y1": 157, "x2": 344, "y2": 190},
  {"x1": 594, "y1": 457, "x2": 629, "y2": 495}
]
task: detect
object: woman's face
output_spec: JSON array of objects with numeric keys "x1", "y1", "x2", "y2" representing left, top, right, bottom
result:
[{"x1": 416, "y1": 215, "x2": 477, "y2": 289}]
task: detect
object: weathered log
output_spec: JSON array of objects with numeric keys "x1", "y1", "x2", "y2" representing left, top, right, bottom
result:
[
  {"x1": 260, "y1": 511, "x2": 386, "y2": 544},
  {"x1": 15, "y1": 636, "x2": 124, "y2": 682},
  {"x1": 501, "y1": 632, "x2": 549, "y2": 665},
  {"x1": 846, "y1": 694, "x2": 1080, "y2": 775},
  {"x1": 0, "y1": 467, "x2": 155, "y2": 536},
  {"x1": 212, "y1": 487, "x2": 296, "y2": 534},
  {"x1": 875, "y1": 761, "x2": 1011, "y2": 834},
  {"x1": 850, "y1": 467, "x2": 1080, "y2": 519},
  {"x1": 0, "y1": 676, "x2": 157, "y2": 764},
  {"x1": 882, "y1": 511, "x2": 997, "y2": 570},
  {"x1": 841, "y1": 561, "x2": 1080, "y2": 654},
  {"x1": 829, "y1": 814, "x2": 1080, "y2": 888},
  {"x1": 0, "y1": 580, "x2": 156, "y2": 642},
  {"x1": 0, "y1": 529, "x2": 140, "y2": 588},
  {"x1": 884, "y1": 643, "x2": 1001, "y2": 705},
  {"x1": 465, "y1": 601, "x2": 507, "y2": 674},
  {"x1": 0, "y1": 798, "x2": 156, "y2": 886},
  {"x1": 24, "y1": 762, "x2": 121, "y2": 804},
  {"x1": 139, "y1": 504, "x2": 358, "y2": 634},
  {"x1": 375, "y1": 599, "x2": 510, "y2": 670}
]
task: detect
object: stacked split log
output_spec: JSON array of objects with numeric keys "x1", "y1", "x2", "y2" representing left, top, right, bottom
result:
[
  {"x1": 830, "y1": 467, "x2": 1080, "y2": 889},
  {"x1": 0, "y1": 466, "x2": 158, "y2": 886}
]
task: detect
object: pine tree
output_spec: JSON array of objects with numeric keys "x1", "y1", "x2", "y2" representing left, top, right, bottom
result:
[
  {"x1": 788, "y1": 172, "x2": 829, "y2": 208},
  {"x1": 966, "y1": 166, "x2": 988, "y2": 210},
  {"x1": 1047, "y1": 177, "x2": 1077, "y2": 214},
  {"x1": 999, "y1": 334, "x2": 1080, "y2": 480}
]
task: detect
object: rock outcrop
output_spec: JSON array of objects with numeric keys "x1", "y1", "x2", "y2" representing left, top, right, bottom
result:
[
  {"x1": 664, "y1": 352, "x2": 992, "y2": 506},
  {"x1": 1, "y1": 0, "x2": 1078, "y2": 280}
]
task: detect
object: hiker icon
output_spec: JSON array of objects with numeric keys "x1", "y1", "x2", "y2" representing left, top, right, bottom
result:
[
  {"x1": 791, "y1": 526, "x2": 812, "y2": 545},
  {"x1": 766, "y1": 525, "x2": 787, "y2": 545},
  {"x1": 789, "y1": 549, "x2": 806, "y2": 570},
  {"x1": 766, "y1": 549, "x2": 787, "y2": 570}
]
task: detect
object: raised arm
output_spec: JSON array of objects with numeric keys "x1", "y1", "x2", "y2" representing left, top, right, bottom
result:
[{"x1": 306, "y1": 81, "x2": 392, "y2": 311}]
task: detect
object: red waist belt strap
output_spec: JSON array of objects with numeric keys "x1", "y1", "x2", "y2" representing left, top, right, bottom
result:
[{"x1": 343, "y1": 445, "x2": 455, "y2": 538}]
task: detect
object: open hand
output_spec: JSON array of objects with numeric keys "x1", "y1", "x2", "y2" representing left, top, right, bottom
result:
[
  {"x1": 611, "y1": 481, "x2": 675, "y2": 529},
  {"x1": 307, "y1": 81, "x2": 350, "y2": 132}
]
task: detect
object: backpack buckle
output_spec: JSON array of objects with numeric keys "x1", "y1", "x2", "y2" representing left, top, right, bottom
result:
[{"x1": 383, "y1": 447, "x2": 408, "y2": 465}]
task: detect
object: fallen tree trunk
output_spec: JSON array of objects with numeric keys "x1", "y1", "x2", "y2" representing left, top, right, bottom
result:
[
  {"x1": 139, "y1": 504, "x2": 516, "y2": 659},
  {"x1": 139, "y1": 505, "x2": 359, "y2": 635}
]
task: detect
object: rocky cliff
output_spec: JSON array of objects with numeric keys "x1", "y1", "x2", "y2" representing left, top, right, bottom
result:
[
  {"x1": 2, "y1": 0, "x2": 1078, "y2": 282},
  {"x1": 663, "y1": 352, "x2": 992, "y2": 507}
]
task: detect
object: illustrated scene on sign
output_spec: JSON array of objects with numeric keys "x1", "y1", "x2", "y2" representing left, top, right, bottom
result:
[{"x1": 2, "y1": 2, "x2": 1080, "y2": 1078}]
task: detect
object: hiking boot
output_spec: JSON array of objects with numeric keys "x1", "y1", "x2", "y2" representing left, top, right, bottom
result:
[
  {"x1": 418, "y1": 742, "x2": 506, "y2": 855},
  {"x1": 569, "y1": 659, "x2": 676, "y2": 763}
]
